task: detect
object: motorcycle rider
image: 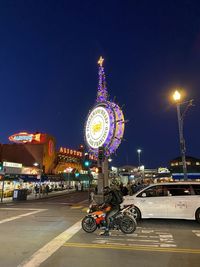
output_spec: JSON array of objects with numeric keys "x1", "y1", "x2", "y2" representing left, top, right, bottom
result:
[{"x1": 100, "y1": 186, "x2": 121, "y2": 236}]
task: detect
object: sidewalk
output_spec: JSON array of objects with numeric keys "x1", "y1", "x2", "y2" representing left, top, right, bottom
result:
[{"x1": 0, "y1": 188, "x2": 76, "y2": 204}]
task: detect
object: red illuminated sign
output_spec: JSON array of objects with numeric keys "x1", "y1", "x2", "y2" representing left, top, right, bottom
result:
[
  {"x1": 9, "y1": 132, "x2": 41, "y2": 144},
  {"x1": 48, "y1": 140, "x2": 54, "y2": 156}
]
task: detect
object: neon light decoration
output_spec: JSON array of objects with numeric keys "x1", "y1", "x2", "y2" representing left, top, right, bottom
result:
[
  {"x1": 85, "y1": 57, "x2": 125, "y2": 157},
  {"x1": 48, "y1": 140, "x2": 54, "y2": 156},
  {"x1": 9, "y1": 132, "x2": 41, "y2": 143}
]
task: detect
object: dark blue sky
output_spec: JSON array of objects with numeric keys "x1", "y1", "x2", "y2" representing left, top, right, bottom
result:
[{"x1": 1, "y1": 0, "x2": 200, "y2": 168}]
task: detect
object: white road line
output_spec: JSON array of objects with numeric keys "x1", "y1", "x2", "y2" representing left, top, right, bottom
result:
[
  {"x1": 192, "y1": 230, "x2": 200, "y2": 237},
  {"x1": 18, "y1": 220, "x2": 82, "y2": 267},
  {"x1": 0, "y1": 209, "x2": 47, "y2": 224},
  {"x1": 0, "y1": 208, "x2": 46, "y2": 211}
]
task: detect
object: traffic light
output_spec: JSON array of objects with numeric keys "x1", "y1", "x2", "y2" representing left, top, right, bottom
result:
[
  {"x1": 0, "y1": 162, "x2": 3, "y2": 171},
  {"x1": 83, "y1": 154, "x2": 91, "y2": 168},
  {"x1": 75, "y1": 172, "x2": 80, "y2": 178},
  {"x1": 84, "y1": 160, "x2": 90, "y2": 167},
  {"x1": 72, "y1": 169, "x2": 80, "y2": 178},
  {"x1": 98, "y1": 146, "x2": 105, "y2": 161}
]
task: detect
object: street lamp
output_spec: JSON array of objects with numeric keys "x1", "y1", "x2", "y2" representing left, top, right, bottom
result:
[
  {"x1": 173, "y1": 89, "x2": 193, "y2": 181},
  {"x1": 33, "y1": 162, "x2": 42, "y2": 197},
  {"x1": 137, "y1": 149, "x2": 142, "y2": 170}
]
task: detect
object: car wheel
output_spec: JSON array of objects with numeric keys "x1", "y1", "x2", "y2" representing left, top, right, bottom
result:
[
  {"x1": 195, "y1": 208, "x2": 200, "y2": 223},
  {"x1": 130, "y1": 206, "x2": 141, "y2": 221}
]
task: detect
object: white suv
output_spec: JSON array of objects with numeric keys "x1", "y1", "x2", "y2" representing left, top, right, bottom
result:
[{"x1": 122, "y1": 182, "x2": 200, "y2": 223}]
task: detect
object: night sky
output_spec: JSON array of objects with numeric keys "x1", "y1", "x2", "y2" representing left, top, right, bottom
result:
[{"x1": 1, "y1": 0, "x2": 200, "y2": 168}]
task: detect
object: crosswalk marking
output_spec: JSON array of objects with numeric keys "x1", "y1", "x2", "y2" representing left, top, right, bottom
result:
[
  {"x1": 94, "y1": 227, "x2": 177, "y2": 248},
  {"x1": 192, "y1": 230, "x2": 200, "y2": 237},
  {"x1": 0, "y1": 208, "x2": 47, "y2": 225}
]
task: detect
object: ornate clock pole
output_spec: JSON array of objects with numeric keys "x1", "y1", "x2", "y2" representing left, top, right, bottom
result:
[{"x1": 85, "y1": 57, "x2": 125, "y2": 195}]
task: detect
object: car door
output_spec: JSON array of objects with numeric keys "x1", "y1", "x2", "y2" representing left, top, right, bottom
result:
[
  {"x1": 135, "y1": 185, "x2": 168, "y2": 218},
  {"x1": 165, "y1": 184, "x2": 193, "y2": 219}
]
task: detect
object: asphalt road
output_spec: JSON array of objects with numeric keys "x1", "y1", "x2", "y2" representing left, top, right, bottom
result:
[{"x1": 0, "y1": 192, "x2": 200, "y2": 267}]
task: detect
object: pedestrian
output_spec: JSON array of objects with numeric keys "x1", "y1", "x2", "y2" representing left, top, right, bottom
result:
[
  {"x1": 34, "y1": 184, "x2": 39, "y2": 198},
  {"x1": 95, "y1": 186, "x2": 98, "y2": 194},
  {"x1": 131, "y1": 182, "x2": 137, "y2": 194},
  {"x1": 119, "y1": 182, "x2": 123, "y2": 194},
  {"x1": 90, "y1": 191, "x2": 95, "y2": 202},
  {"x1": 127, "y1": 182, "x2": 133, "y2": 195},
  {"x1": 122, "y1": 185, "x2": 128, "y2": 196},
  {"x1": 45, "y1": 184, "x2": 49, "y2": 195},
  {"x1": 42, "y1": 184, "x2": 45, "y2": 195}
]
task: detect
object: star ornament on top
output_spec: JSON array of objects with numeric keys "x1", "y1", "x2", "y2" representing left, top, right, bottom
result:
[{"x1": 98, "y1": 56, "x2": 104, "y2": 66}]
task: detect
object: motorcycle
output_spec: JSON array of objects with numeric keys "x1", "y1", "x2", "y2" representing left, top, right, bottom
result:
[{"x1": 82, "y1": 203, "x2": 137, "y2": 234}]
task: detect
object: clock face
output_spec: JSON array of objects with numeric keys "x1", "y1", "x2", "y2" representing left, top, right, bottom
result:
[{"x1": 85, "y1": 106, "x2": 110, "y2": 149}]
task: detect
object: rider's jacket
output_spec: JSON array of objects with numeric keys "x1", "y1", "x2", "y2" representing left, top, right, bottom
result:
[{"x1": 104, "y1": 190, "x2": 120, "y2": 208}]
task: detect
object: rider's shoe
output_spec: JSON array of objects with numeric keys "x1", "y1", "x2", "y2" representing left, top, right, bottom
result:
[{"x1": 100, "y1": 230, "x2": 110, "y2": 237}]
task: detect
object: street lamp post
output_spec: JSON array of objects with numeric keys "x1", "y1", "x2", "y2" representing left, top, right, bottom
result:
[
  {"x1": 173, "y1": 90, "x2": 193, "y2": 181},
  {"x1": 34, "y1": 162, "x2": 42, "y2": 197},
  {"x1": 137, "y1": 149, "x2": 141, "y2": 170}
]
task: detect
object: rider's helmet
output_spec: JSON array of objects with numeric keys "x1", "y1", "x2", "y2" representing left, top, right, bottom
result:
[{"x1": 103, "y1": 186, "x2": 111, "y2": 196}]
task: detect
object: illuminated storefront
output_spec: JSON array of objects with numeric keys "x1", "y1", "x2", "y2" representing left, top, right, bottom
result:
[{"x1": 0, "y1": 133, "x2": 98, "y2": 197}]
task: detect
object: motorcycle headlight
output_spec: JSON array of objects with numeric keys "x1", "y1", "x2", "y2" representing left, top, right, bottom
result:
[{"x1": 87, "y1": 209, "x2": 90, "y2": 213}]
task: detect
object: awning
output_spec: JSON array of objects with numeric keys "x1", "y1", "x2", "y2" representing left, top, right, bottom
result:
[
  {"x1": 62, "y1": 173, "x2": 93, "y2": 182},
  {"x1": 19, "y1": 175, "x2": 49, "y2": 182}
]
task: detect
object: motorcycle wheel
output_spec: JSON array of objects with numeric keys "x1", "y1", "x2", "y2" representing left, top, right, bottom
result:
[
  {"x1": 119, "y1": 215, "x2": 137, "y2": 234},
  {"x1": 82, "y1": 216, "x2": 97, "y2": 233}
]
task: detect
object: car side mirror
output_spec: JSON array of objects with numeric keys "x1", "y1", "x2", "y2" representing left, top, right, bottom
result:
[{"x1": 142, "y1": 192, "x2": 146, "y2": 197}]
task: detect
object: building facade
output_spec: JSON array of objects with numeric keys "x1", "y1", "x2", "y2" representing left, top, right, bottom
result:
[{"x1": 170, "y1": 156, "x2": 200, "y2": 180}]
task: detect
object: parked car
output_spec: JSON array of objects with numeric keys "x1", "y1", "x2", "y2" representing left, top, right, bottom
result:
[{"x1": 121, "y1": 182, "x2": 200, "y2": 223}]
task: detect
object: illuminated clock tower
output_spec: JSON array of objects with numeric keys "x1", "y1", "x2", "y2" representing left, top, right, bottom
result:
[{"x1": 85, "y1": 57, "x2": 125, "y2": 192}]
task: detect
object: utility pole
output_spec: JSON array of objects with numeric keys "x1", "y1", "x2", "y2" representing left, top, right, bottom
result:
[{"x1": 173, "y1": 90, "x2": 193, "y2": 181}]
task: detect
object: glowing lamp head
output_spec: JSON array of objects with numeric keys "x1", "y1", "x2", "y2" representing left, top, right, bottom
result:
[
  {"x1": 137, "y1": 149, "x2": 142, "y2": 154},
  {"x1": 173, "y1": 90, "x2": 181, "y2": 102}
]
